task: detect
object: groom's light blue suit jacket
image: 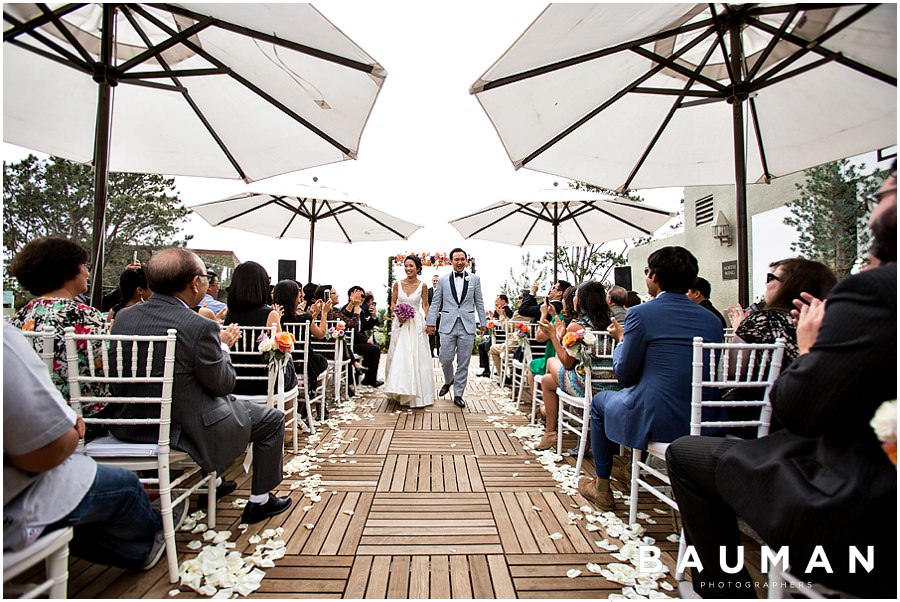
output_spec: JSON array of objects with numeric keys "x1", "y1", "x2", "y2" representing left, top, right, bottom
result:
[{"x1": 426, "y1": 271, "x2": 485, "y2": 335}]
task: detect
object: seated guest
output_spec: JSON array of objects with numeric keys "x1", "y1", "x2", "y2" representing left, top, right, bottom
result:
[
  {"x1": 727, "y1": 258, "x2": 836, "y2": 366},
  {"x1": 340, "y1": 285, "x2": 383, "y2": 387},
  {"x1": 687, "y1": 276, "x2": 727, "y2": 329},
  {"x1": 666, "y1": 166, "x2": 897, "y2": 598},
  {"x1": 3, "y1": 323, "x2": 174, "y2": 570},
  {"x1": 516, "y1": 281, "x2": 542, "y2": 321},
  {"x1": 488, "y1": 311, "x2": 531, "y2": 380},
  {"x1": 547, "y1": 279, "x2": 571, "y2": 315},
  {"x1": 108, "y1": 267, "x2": 151, "y2": 323},
  {"x1": 535, "y1": 281, "x2": 613, "y2": 450},
  {"x1": 9, "y1": 237, "x2": 108, "y2": 417},
  {"x1": 478, "y1": 294, "x2": 513, "y2": 377},
  {"x1": 360, "y1": 291, "x2": 382, "y2": 338},
  {"x1": 427, "y1": 275, "x2": 441, "y2": 357},
  {"x1": 300, "y1": 282, "x2": 319, "y2": 312},
  {"x1": 110, "y1": 248, "x2": 292, "y2": 524},
  {"x1": 624, "y1": 290, "x2": 643, "y2": 308},
  {"x1": 524, "y1": 286, "x2": 576, "y2": 397},
  {"x1": 606, "y1": 285, "x2": 628, "y2": 323},
  {"x1": 223, "y1": 262, "x2": 298, "y2": 397},
  {"x1": 273, "y1": 279, "x2": 329, "y2": 384},
  {"x1": 200, "y1": 270, "x2": 227, "y2": 317},
  {"x1": 578, "y1": 247, "x2": 723, "y2": 509}
]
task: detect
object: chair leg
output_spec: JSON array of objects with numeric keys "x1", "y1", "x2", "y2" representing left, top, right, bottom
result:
[
  {"x1": 157, "y1": 468, "x2": 179, "y2": 583},
  {"x1": 556, "y1": 395, "x2": 564, "y2": 455},
  {"x1": 675, "y1": 528, "x2": 687, "y2": 582},
  {"x1": 291, "y1": 395, "x2": 298, "y2": 454},
  {"x1": 574, "y1": 417, "x2": 589, "y2": 476},
  {"x1": 207, "y1": 471, "x2": 217, "y2": 529},
  {"x1": 629, "y1": 450, "x2": 641, "y2": 526},
  {"x1": 46, "y1": 540, "x2": 70, "y2": 598}
]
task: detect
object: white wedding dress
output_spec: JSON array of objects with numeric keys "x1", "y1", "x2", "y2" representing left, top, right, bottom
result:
[{"x1": 384, "y1": 282, "x2": 435, "y2": 408}]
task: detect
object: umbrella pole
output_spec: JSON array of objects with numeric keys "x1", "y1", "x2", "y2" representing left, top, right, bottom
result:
[
  {"x1": 729, "y1": 22, "x2": 750, "y2": 308},
  {"x1": 553, "y1": 220, "x2": 558, "y2": 283},
  {"x1": 89, "y1": 3, "x2": 116, "y2": 309},
  {"x1": 307, "y1": 216, "x2": 316, "y2": 283}
]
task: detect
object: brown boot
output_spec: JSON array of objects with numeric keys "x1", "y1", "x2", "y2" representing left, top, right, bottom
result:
[
  {"x1": 578, "y1": 477, "x2": 616, "y2": 511},
  {"x1": 534, "y1": 431, "x2": 557, "y2": 451}
]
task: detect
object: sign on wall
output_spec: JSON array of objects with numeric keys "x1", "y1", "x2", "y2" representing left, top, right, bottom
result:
[{"x1": 722, "y1": 260, "x2": 738, "y2": 281}]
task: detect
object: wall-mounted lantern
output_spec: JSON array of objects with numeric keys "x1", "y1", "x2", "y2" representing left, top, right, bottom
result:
[{"x1": 712, "y1": 210, "x2": 733, "y2": 246}]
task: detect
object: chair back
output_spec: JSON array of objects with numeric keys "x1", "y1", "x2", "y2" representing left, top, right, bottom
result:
[
  {"x1": 690, "y1": 336, "x2": 786, "y2": 438},
  {"x1": 63, "y1": 326, "x2": 177, "y2": 447},
  {"x1": 723, "y1": 327, "x2": 736, "y2": 342},
  {"x1": 21, "y1": 325, "x2": 55, "y2": 373},
  {"x1": 281, "y1": 321, "x2": 311, "y2": 372},
  {"x1": 491, "y1": 321, "x2": 509, "y2": 345},
  {"x1": 583, "y1": 330, "x2": 618, "y2": 393}
]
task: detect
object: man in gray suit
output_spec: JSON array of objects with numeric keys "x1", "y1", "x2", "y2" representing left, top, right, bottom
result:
[
  {"x1": 110, "y1": 248, "x2": 292, "y2": 524},
  {"x1": 426, "y1": 248, "x2": 485, "y2": 408}
]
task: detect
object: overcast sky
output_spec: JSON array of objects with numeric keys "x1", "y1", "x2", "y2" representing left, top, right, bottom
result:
[{"x1": 3, "y1": 1, "x2": 683, "y2": 305}]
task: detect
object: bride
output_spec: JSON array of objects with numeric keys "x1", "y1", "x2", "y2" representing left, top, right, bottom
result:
[{"x1": 384, "y1": 255, "x2": 435, "y2": 407}]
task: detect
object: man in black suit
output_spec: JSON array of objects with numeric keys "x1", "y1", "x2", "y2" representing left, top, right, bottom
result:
[
  {"x1": 477, "y1": 294, "x2": 513, "y2": 377},
  {"x1": 666, "y1": 165, "x2": 897, "y2": 598},
  {"x1": 687, "y1": 276, "x2": 727, "y2": 330},
  {"x1": 427, "y1": 274, "x2": 441, "y2": 357}
]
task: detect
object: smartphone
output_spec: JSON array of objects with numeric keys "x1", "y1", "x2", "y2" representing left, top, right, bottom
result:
[
  {"x1": 322, "y1": 287, "x2": 331, "y2": 300},
  {"x1": 132, "y1": 250, "x2": 138, "y2": 264}
]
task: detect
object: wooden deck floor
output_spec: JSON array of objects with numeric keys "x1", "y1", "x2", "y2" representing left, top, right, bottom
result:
[{"x1": 53, "y1": 362, "x2": 706, "y2": 599}]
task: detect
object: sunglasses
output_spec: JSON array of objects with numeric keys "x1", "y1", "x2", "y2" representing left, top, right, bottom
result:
[
  {"x1": 766, "y1": 272, "x2": 781, "y2": 283},
  {"x1": 866, "y1": 186, "x2": 896, "y2": 212}
]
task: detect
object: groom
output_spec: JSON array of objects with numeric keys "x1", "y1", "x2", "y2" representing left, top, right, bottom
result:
[{"x1": 426, "y1": 248, "x2": 485, "y2": 408}]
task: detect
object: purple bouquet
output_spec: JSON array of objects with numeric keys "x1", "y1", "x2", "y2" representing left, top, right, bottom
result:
[{"x1": 394, "y1": 302, "x2": 416, "y2": 322}]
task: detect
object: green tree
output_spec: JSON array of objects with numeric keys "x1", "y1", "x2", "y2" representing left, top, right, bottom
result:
[
  {"x1": 783, "y1": 159, "x2": 884, "y2": 279},
  {"x1": 3, "y1": 154, "x2": 191, "y2": 291}
]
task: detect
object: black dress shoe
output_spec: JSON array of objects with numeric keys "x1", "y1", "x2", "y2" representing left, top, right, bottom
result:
[
  {"x1": 363, "y1": 379, "x2": 384, "y2": 388},
  {"x1": 439, "y1": 383, "x2": 452, "y2": 397},
  {"x1": 478, "y1": 370, "x2": 491, "y2": 378},
  {"x1": 240, "y1": 495, "x2": 292, "y2": 524},
  {"x1": 453, "y1": 396, "x2": 466, "y2": 408},
  {"x1": 216, "y1": 479, "x2": 237, "y2": 499}
]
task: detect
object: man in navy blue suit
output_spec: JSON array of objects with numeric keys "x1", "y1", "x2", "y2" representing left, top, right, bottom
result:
[{"x1": 579, "y1": 246, "x2": 723, "y2": 510}]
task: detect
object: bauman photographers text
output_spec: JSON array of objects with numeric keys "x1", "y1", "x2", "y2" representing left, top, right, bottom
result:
[{"x1": 638, "y1": 545, "x2": 875, "y2": 576}]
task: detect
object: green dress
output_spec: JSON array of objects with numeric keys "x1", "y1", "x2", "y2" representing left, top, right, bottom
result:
[{"x1": 528, "y1": 315, "x2": 567, "y2": 376}]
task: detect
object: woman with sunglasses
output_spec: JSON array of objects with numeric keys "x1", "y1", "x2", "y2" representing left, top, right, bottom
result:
[{"x1": 728, "y1": 257, "x2": 837, "y2": 367}]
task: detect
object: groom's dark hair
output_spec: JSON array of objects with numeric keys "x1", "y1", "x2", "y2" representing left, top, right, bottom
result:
[{"x1": 449, "y1": 247, "x2": 467, "y2": 260}]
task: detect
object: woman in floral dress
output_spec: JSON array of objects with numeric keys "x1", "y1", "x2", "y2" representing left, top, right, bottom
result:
[{"x1": 9, "y1": 237, "x2": 109, "y2": 416}]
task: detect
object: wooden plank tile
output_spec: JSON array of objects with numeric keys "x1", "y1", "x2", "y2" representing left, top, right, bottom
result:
[
  {"x1": 389, "y1": 431, "x2": 473, "y2": 454},
  {"x1": 487, "y1": 555, "x2": 516, "y2": 599},
  {"x1": 449, "y1": 555, "x2": 472, "y2": 599},
  {"x1": 344, "y1": 555, "x2": 373, "y2": 599},
  {"x1": 430, "y1": 555, "x2": 451, "y2": 599},
  {"x1": 409, "y1": 555, "x2": 430, "y2": 598},
  {"x1": 365, "y1": 556, "x2": 391, "y2": 599},
  {"x1": 386, "y1": 555, "x2": 410, "y2": 599},
  {"x1": 468, "y1": 555, "x2": 493, "y2": 598}
]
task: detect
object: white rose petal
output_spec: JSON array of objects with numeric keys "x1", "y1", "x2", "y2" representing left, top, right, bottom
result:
[
  {"x1": 666, "y1": 533, "x2": 680, "y2": 543},
  {"x1": 168, "y1": 588, "x2": 181, "y2": 597},
  {"x1": 653, "y1": 508, "x2": 667, "y2": 515},
  {"x1": 585, "y1": 523, "x2": 601, "y2": 532},
  {"x1": 586, "y1": 562, "x2": 604, "y2": 573},
  {"x1": 191, "y1": 523, "x2": 207, "y2": 534},
  {"x1": 566, "y1": 569, "x2": 582, "y2": 578},
  {"x1": 202, "y1": 530, "x2": 217, "y2": 541},
  {"x1": 548, "y1": 532, "x2": 563, "y2": 540},
  {"x1": 187, "y1": 540, "x2": 203, "y2": 550},
  {"x1": 305, "y1": 523, "x2": 315, "y2": 530},
  {"x1": 660, "y1": 581, "x2": 674, "y2": 591},
  {"x1": 343, "y1": 509, "x2": 355, "y2": 516}
]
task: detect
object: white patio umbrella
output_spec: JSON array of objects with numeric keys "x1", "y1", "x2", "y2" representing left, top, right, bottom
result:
[
  {"x1": 4, "y1": 3, "x2": 386, "y2": 305},
  {"x1": 191, "y1": 185, "x2": 422, "y2": 282},
  {"x1": 449, "y1": 186, "x2": 676, "y2": 281},
  {"x1": 470, "y1": 3, "x2": 897, "y2": 304}
]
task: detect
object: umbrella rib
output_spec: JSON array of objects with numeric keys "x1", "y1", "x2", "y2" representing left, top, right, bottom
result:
[
  {"x1": 752, "y1": 55, "x2": 835, "y2": 91},
  {"x1": 37, "y1": 3, "x2": 94, "y2": 64},
  {"x1": 468, "y1": 206, "x2": 531, "y2": 238},
  {"x1": 631, "y1": 87, "x2": 720, "y2": 98},
  {"x1": 323, "y1": 201, "x2": 354, "y2": 243},
  {"x1": 707, "y1": 4, "x2": 739, "y2": 87},
  {"x1": 272, "y1": 196, "x2": 311, "y2": 218},
  {"x1": 561, "y1": 203, "x2": 592, "y2": 246},
  {"x1": 313, "y1": 202, "x2": 355, "y2": 220},
  {"x1": 623, "y1": 35, "x2": 721, "y2": 190},
  {"x1": 212, "y1": 199, "x2": 280, "y2": 226},
  {"x1": 156, "y1": 3, "x2": 380, "y2": 75},
  {"x1": 747, "y1": 95, "x2": 772, "y2": 184},
  {"x1": 747, "y1": 6, "x2": 895, "y2": 87},
  {"x1": 345, "y1": 204, "x2": 409, "y2": 239},
  {"x1": 519, "y1": 24, "x2": 719, "y2": 169},
  {"x1": 131, "y1": 4, "x2": 356, "y2": 157},
  {"x1": 5, "y1": 36, "x2": 92, "y2": 74},
  {"x1": 3, "y1": 11, "x2": 93, "y2": 71},
  {"x1": 518, "y1": 203, "x2": 552, "y2": 246},
  {"x1": 603, "y1": 198, "x2": 675, "y2": 217},
  {"x1": 745, "y1": 6, "x2": 800, "y2": 81},
  {"x1": 3, "y1": 3, "x2": 83, "y2": 42},
  {"x1": 585, "y1": 203, "x2": 654, "y2": 236},
  {"x1": 118, "y1": 68, "x2": 230, "y2": 79},
  {"x1": 277, "y1": 211, "x2": 299, "y2": 239},
  {"x1": 629, "y1": 46, "x2": 727, "y2": 93},
  {"x1": 473, "y1": 15, "x2": 717, "y2": 93},
  {"x1": 116, "y1": 16, "x2": 216, "y2": 74},
  {"x1": 120, "y1": 6, "x2": 250, "y2": 181}
]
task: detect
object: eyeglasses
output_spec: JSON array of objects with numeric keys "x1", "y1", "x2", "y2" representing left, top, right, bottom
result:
[
  {"x1": 643, "y1": 267, "x2": 651, "y2": 276},
  {"x1": 866, "y1": 186, "x2": 896, "y2": 212},
  {"x1": 196, "y1": 273, "x2": 209, "y2": 280},
  {"x1": 82, "y1": 262, "x2": 91, "y2": 271},
  {"x1": 766, "y1": 272, "x2": 781, "y2": 283}
]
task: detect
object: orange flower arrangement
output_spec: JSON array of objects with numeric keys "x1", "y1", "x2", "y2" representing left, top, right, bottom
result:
[
  {"x1": 274, "y1": 331, "x2": 295, "y2": 353},
  {"x1": 22, "y1": 319, "x2": 35, "y2": 332}
]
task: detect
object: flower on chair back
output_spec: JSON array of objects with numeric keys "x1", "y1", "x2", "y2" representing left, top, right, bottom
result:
[
  {"x1": 257, "y1": 331, "x2": 295, "y2": 369},
  {"x1": 327, "y1": 320, "x2": 346, "y2": 340},
  {"x1": 562, "y1": 328, "x2": 596, "y2": 372},
  {"x1": 870, "y1": 400, "x2": 897, "y2": 467}
]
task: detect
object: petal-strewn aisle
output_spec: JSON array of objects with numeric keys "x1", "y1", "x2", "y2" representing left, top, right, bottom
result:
[{"x1": 59, "y1": 360, "x2": 713, "y2": 599}]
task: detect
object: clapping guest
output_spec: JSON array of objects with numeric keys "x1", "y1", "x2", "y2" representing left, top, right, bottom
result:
[
  {"x1": 273, "y1": 279, "x2": 329, "y2": 384},
  {"x1": 9, "y1": 237, "x2": 108, "y2": 417},
  {"x1": 108, "y1": 266, "x2": 151, "y2": 324},
  {"x1": 223, "y1": 262, "x2": 298, "y2": 396},
  {"x1": 340, "y1": 285, "x2": 383, "y2": 387},
  {"x1": 727, "y1": 258, "x2": 836, "y2": 366},
  {"x1": 478, "y1": 295, "x2": 513, "y2": 377},
  {"x1": 535, "y1": 281, "x2": 612, "y2": 450},
  {"x1": 300, "y1": 282, "x2": 319, "y2": 312}
]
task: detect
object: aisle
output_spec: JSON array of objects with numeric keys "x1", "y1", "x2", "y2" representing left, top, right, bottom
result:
[{"x1": 63, "y1": 361, "x2": 689, "y2": 599}]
